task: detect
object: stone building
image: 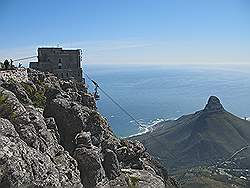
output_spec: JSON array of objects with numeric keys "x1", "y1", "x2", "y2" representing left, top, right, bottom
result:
[{"x1": 30, "y1": 47, "x2": 83, "y2": 82}]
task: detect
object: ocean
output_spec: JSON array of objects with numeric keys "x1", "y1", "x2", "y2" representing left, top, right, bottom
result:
[{"x1": 84, "y1": 64, "x2": 250, "y2": 137}]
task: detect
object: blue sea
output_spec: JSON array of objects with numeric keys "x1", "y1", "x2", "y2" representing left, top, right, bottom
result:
[{"x1": 84, "y1": 64, "x2": 250, "y2": 137}]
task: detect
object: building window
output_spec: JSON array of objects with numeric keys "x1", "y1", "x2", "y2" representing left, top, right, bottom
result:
[
  {"x1": 66, "y1": 72, "x2": 69, "y2": 77},
  {"x1": 58, "y1": 63, "x2": 62, "y2": 69},
  {"x1": 58, "y1": 59, "x2": 62, "y2": 69},
  {"x1": 61, "y1": 73, "x2": 63, "y2": 78}
]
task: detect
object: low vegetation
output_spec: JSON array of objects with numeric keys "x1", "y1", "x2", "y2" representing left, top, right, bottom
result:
[{"x1": 21, "y1": 81, "x2": 46, "y2": 108}]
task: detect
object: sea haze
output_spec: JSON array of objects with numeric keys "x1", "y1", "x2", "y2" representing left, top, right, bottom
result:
[{"x1": 84, "y1": 64, "x2": 250, "y2": 137}]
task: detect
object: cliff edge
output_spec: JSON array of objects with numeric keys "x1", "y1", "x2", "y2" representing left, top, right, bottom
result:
[{"x1": 0, "y1": 68, "x2": 177, "y2": 188}]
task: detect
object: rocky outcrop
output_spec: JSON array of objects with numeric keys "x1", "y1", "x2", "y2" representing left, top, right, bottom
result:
[
  {"x1": 0, "y1": 68, "x2": 176, "y2": 187},
  {"x1": 103, "y1": 149, "x2": 121, "y2": 180},
  {"x1": 0, "y1": 87, "x2": 82, "y2": 187},
  {"x1": 74, "y1": 131, "x2": 106, "y2": 188},
  {"x1": 203, "y1": 96, "x2": 224, "y2": 113}
]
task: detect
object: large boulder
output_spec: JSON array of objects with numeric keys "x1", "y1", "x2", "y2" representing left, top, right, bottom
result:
[
  {"x1": 44, "y1": 97, "x2": 91, "y2": 153},
  {"x1": 1, "y1": 81, "x2": 32, "y2": 104},
  {"x1": 73, "y1": 132, "x2": 106, "y2": 187},
  {"x1": 103, "y1": 149, "x2": 121, "y2": 180}
]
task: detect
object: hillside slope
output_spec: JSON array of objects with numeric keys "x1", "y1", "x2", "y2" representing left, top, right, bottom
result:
[{"x1": 132, "y1": 96, "x2": 250, "y2": 168}]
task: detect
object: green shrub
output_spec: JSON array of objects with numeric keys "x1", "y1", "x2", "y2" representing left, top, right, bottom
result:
[
  {"x1": 21, "y1": 82, "x2": 36, "y2": 97},
  {"x1": 0, "y1": 91, "x2": 8, "y2": 105},
  {"x1": 0, "y1": 91, "x2": 16, "y2": 120},
  {"x1": 125, "y1": 175, "x2": 140, "y2": 188},
  {"x1": 21, "y1": 82, "x2": 46, "y2": 108},
  {"x1": 33, "y1": 91, "x2": 46, "y2": 108},
  {"x1": 130, "y1": 176, "x2": 140, "y2": 187}
]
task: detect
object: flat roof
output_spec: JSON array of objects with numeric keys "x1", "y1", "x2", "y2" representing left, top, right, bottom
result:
[{"x1": 38, "y1": 47, "x2": 63, "y2": 50}]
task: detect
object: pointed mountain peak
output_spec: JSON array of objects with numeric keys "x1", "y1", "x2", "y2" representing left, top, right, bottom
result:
[{"x1": 203, "y1": 96, "x2": 224, "y2": 113}]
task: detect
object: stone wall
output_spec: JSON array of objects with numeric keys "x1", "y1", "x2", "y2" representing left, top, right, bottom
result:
[
  {"x1": 0, "y1": 68, "x2": 28, "y2": 82},
  {"x1": 30, "y1": 48, "x2": 83, "y2": 82}
]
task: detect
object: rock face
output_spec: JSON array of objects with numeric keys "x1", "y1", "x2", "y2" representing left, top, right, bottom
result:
[
  {"x1": 103, "y1": 149, "x2": 121, "y2": 180},
  {"x1": 0, "y1": 87, "x2": 82, "y2": 187},
  {"x1": 204, "y1": 96, "x2": 224, "y2": 113},
  {"x1": 0, "y1": 68, "x2": 177, "y2": 188},
  {"x1": 74, "y1": 141, "x2": 106, "y2": 187}
]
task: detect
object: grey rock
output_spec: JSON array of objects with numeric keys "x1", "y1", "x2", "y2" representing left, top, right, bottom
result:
[
  {"x1": 97, "y1": 169, "x2": 168, "y2": 188},
  {"x1": 73, "y1": 145, "x2": 106, "y2": 188},
  {"x1": 0, "y1": 68, "x2": 177, "y2": 188},
  {"x1": 75, "y1": 131, "x2": 92, "y2": 148},
  {"x1": 44, "y1": 97, "x2": 90, "y2": 153},
  {"x1": 0, "y1": 86, "x2": 83, "y2": 187},
  {"x1": 117, "y1": 140, "x2": 145, "y2": 169},
  {"x1": 0, "y1": 118, "x2": 83, "y2": 187},
  {"x1": 204, "y1": 96, "x2": 224, "y2": 113},
  {"x1": 45, "y1": 117, "x2": 60, "y2": 142},
  {"x1": 121, "y1": 168, "x2": 166, "y2": 188},
  {"x1": 1, "y1": 81, "x2": 32, "y2": 104},
  {"x1": 60, "y1": 80, "x2": 78, "y2": 92},
  {"x1": 103, "y1": 149, "x2": 121, "y2": 180}
]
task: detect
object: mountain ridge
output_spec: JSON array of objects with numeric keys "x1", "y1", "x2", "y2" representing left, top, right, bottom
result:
[{"x1": 132, "y1": 96, "x2": 250, "y2": 168}]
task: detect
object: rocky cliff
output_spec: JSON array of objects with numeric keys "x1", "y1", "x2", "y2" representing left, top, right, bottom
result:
[{"x1": 0, "y1": 68, "x2": 177, "y2": 188}]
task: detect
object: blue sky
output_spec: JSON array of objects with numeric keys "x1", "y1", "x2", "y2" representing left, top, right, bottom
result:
[{"x1": 0, "y1": 0, "x2": 249, "y2": 65}]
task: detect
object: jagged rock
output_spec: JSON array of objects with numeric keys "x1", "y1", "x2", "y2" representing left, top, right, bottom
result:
[
  {"x1": 45, "y1": 117, "x2": 60, "y2": 142},
  {"x1": 45, "y1": 86, "x2": 62, "y2": 102},
  {"x1": 121, "y1": 168, "x2": 166, "y2": 188},
  {"x1": 204, "y1": 96, "x2": 224, "y2": 113},
  {"x1": 0, "y1": 86, "x2": 83, "y2": 187},
  {"x1": 75, "y1": 131, "x2": 92, "y2": 148},
  {"x1": 37, "y1": 72, "x2": 46, "y2": 82},
  {"x1": 103, "y1": 149, "x2": 121, "y2": 180},
  {"x1": 0, "y1": 118, "x2": 82, "y2": 187},
  {"x1": 85, "y1": 111, "x2": 105, "y2": 147},
  {"x1": 1, "y1": 81, "x2": 32, "y2": 104},
  {"x1": 73, "y1": 144, "x2": 106, "y2": 188},
  {"x1": 44, "y1": 97, "x2": 91, "y2": 153},
  {"x1": 0, "y1": 68, "x2": 177, "y2": 188},
  {"x1": 60, "y1": 80, "x2": 78, "y2": 92},
  {"x1": 141, "y1": 152, "x2": 169, "y2": 182},
  {"x1": 80, "y1": 93, "x2": 96, "y2": 110},
  {"x1": 117, "y1": 140, "x2": 145, "y2": 169},
  {"x1": 76, "y1": 82, "x2": 88, "y2": 93},
  {"x1": 98, "y1": 168, "x2": 168, "y2": 188}
]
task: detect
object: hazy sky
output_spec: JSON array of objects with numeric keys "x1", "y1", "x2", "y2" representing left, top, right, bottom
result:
[{"x1": 0, "y1": 0, "x2": 249, "y2": 65}]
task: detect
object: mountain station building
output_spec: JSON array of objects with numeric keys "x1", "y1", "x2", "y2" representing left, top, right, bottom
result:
[{"x1": 30, "y1": 47, "x2": 83, "y2": 82}]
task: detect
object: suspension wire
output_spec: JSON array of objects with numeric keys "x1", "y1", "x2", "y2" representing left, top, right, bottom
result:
[
  {"x1": 84, "y1": 72, "x2": 146, "y2": 128},
  {"x1": 12, "y1": 55, "x2": 37, "y2": 62},
  {"x1": 8, "y1": 54, "x2": 181, "y2": 182},
  {"x1": 84, "y1": 71, "x2": 179, "y2": 179},
  {"x1": 10, "y1": 55, "x2": 179, "y2": 163},
  {"x1": 84, "y1": 71, "x2": 179, "y2": 164},
  {"x1": 84, "y1": 71, "x2": 250, "y2": 186}
]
